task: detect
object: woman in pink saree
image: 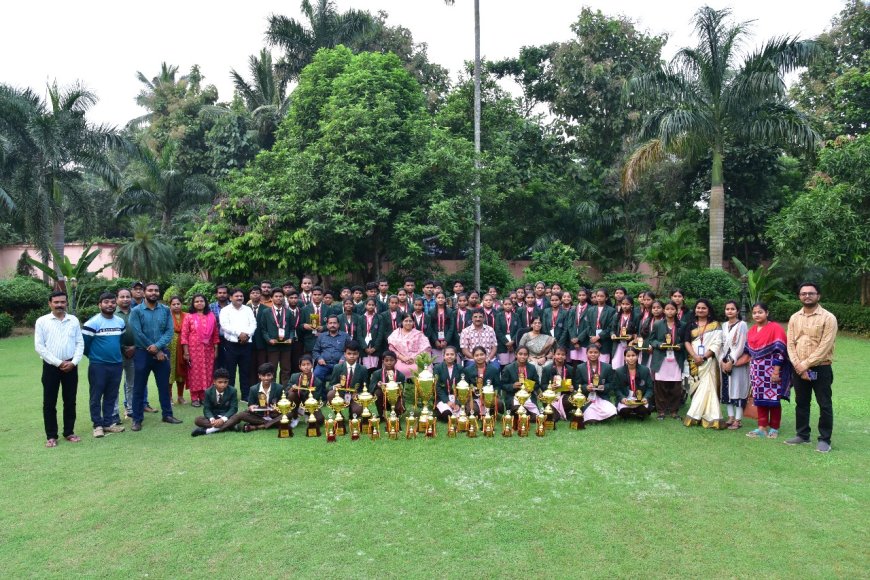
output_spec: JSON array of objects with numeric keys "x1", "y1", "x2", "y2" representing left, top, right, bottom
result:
[{"x1": 387, "y1": 313, "x2": 432, "y2": 378}]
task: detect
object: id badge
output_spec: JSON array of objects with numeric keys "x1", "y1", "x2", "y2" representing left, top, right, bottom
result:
[
  {"x1": 448, "y1": 395, "x2": 455, "y2": 403},
  {"x1": 550, "y1": 329, "x2": 555, "y2": 337},
  {"x1": 666, "y1": 350, "x2": 675, "y2": 361},
  {"x1": 596, "y1": 329, "x2": 603, "y2": 336},
  {"x1": 696, "y1": 344, "x2": 706, "y2": 357},
  {"x1": 505, "y1": 334, "x2": 512, "y2": 343},
  {"x1": 365, "y1": 333, "x2": 372, "y2": 344},
  {"x1": 438, "y1": 331, "x2": 445, "y2": 340},
  {"x1": 344, "y1": 393, "x2": 352, "y2": 404},
  {"x1": 278, "y1": 328, "x2": 285, "y2": 340}
]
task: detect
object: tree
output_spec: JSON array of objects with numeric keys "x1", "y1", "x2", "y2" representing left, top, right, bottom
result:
[
  {"x1": 791, "y1": 0, "x2": 870, "y2": 140},
  {"x1": 266, "y1": 0, "x2": 374, "y2": 82},
  {"x1": 116, "y1": 141, "x2": 215, "y2": 232},
  {"x1": 624, "y1": 6, "x2": 820, "y2": 269},
  {"x1": 768, "y1": 134, "x2": 870, "y2": 304},
  {"x1": 112, "y1": 216, "x2": 177, "y2": 281},
  {"x1": 0, "y1": 82, "x2": 122, "y2": 267},
  {"x1": 229, "y1": 49, "x2": 290, "y2": 149}
]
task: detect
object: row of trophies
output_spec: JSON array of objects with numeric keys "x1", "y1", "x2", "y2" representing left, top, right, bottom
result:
[{"x1": 263, "y1": 369, "x2": 604, "y2": 441}]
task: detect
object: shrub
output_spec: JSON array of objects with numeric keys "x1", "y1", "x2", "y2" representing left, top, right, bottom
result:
[
  {"x1": 597, "y1": 272, "x2": 653, "y2": 299},
  {"x1": 184, "y1": 282, "x2": 217, "y2": 304},
  {"x1": 669, "y1": 269, "x2": 740, "y2": 303},
  {"x1": 456, "y1": 245, "x2": 514, "y2": 293},
  {"x1": 0, "y1": 312, "x2": 13, "y2": 338},
  {"x1": 24, "y1": 309, "x2": 44, "y2": 328},
  {"x1": 170, "y1": 272, "x2": 201, "y2": 297},
  {"x1": 0, "y1": 276, "x2": 51, "y2": 321},
  {"x1": 521, "y1": 241, "x2": 590, "y2": 294},
  {"x1": 75, "y1": 305, "x2": 100, "y2": 324},
  {"x1": 76, "y1": 277, "x2": 138, "y2": 309},
  {"x1": 163, "y1": 286, "x2": 181, "y2": 303}
]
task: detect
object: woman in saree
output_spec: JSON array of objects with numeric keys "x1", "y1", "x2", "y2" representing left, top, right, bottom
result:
[
  {"x1": 683, "y1": 299, "x2": 726, "y2": 429},
  {"x1": 745, "y1": 302, "x2": 792, "y2": 439},
  {"x1": 518, "y1": 316, "x2": 555, "y2": 376},
  {"x1": 387, "y1": 313, "x2": 431, "y2": 378}
]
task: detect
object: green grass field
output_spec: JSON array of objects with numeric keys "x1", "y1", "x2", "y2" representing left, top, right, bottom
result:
[{"x1": 0, "y1": 333, "x2": 867, "y2": 578}]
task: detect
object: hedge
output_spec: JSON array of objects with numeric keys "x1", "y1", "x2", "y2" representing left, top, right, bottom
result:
[
  {"x1": 0, "y1": 312, "x2": 13, "y2": 338},
  {"x1": 0, "y1": 276, "x2": 51, "y2": 321}
]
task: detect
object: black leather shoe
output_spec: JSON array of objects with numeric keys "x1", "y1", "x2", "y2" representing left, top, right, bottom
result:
[
  {"x1": 131, "y1": 422, "x2": 142, "y2": 432},
  {"x1": 162, "y1": 416, "x2": 182, "y2": 424},
  {"x1": 191, "y1": 428, "x2": 207, "y2": 437}
]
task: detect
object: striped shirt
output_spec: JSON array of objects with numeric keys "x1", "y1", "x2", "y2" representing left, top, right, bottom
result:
[
  {"x1": 34, "y1": 313, "x2": 84, "y2": 367},
  {"x1": 82, "y1": 314, "x2": 125, "y2": 364}
]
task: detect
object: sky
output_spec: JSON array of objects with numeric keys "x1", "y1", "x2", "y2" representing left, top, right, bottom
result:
[{"x1": 1, "y1": 0, "x2": 844, "y2": 127}]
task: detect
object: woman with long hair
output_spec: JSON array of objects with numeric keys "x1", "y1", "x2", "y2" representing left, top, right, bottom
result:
[
  {"x1": 180, "y1": 293, "x2": 219, "y2": 407},
  {"x1": 168, "y1": 296, "x2": 188, "y2": 405},
  {"x1": 745, "y1": 302, "x2": 792, "y2": 439},
  {"x1": 649, "y1": 301, "x2": 685, "y2": 420},
  {"x1": 720, "y1": 300, "x2": 750, "y2": 430},
  {"x1": 682, "y1": 299, "x2": 726, "y2": 429}
]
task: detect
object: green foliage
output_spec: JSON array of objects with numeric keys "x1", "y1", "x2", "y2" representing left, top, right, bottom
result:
[
  {"x1": 204, "y1": 108, "x2": 259, "y2": 178},
  {"x1": 456, "y1": 245, "x2": 514, "y2": 293},
  {"x1": 112, "y1": 216, "x2": 177, "y2": 281},
  {"x1": 670, "y1": 269, "x2": 740, "y2": 303},
  {"x1": 75, "y1": 305, "x2": 100, "y2": 324},
  {"x1": 641, "y1": 223, "x2": 706, "y2": 285},
  {"x1": 162, "y1": 286, "x2": 180, "y2": 302},
  {"x1": 0, "y1": 312, "x2": 13, "y2": 338},
  {"x1": 24, "y1": 309, "x2": 43, "y2": 328},
  {"x1": 521, "y1": 241, "x2": 589, "y2": 293},
  {"x1": 184, "y1": 282, "x2": 217, "y2": 304},
  {"x1": 597, "y1": 272, "x2": 653, "y2": 298},
  {"x1": 731, "y1": 257, "x2": 790, "y2": 305},
  {"x1": 0, "y1": 276, "x2": 51, "y2": 321},
  {"x1": 25, "y1": 244, "x2": 106, "y2": 288},
  {"x1": 75, "y1": 277, "x2": 137, "y2": 309}
]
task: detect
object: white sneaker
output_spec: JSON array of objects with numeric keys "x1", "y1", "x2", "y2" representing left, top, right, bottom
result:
[
  {"x1": 290, "y1": 418, "x2": 299, "y2": 428},
  {"x1": 105, "y1": 423, "x2": 125, "y2": 433},
  {"x1": 93, "y1": 426, "x2": 105, "y2": 438}
]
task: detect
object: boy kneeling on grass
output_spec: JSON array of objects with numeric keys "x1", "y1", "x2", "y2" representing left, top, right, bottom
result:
[{"x1": 191, "y1": 368, "x2": 242, "y2": 436}]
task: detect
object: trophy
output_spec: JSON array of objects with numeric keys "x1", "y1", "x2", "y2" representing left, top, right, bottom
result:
[
  {"x1": 384, "y1": 377, "x2": 401, "y2": 438},
  {"x1": 515, "y1": 383, "x2": 532, "y2": 437},
  {"x1": 350, "y1": 414, "x2": 361, "y2": 441},
  {"x1": 540, "y1": 384, "x2": 558, "y2": 431},
  {"x1": 370, "y1": 411, "x2": 380, "y2": 440},
  {"x1": 387, "y1": 410, "x2": 400, "y2": 440},
  {"x1": 635, "y1": 336, "x2": 652, "y2": 353},
  {"x1": 258, "y1": 391, "x2": 268, "y2": 409},
  {"x1": 502, "y1": 411, "x2": 513, "y2": 437},
  {"x1": 535, "y1": 410, "x2": 546, "y2": 437},
  {"x1": 414, "y1": 368, "x2": 437, "y2": 438},
  {"x1": 303, "y1": 388, "x2": 322, "y2": 437},
  {"x1": 355, "y1": 386, "x2": 375, "y2": 432},
  {"x1": 326, "y1": 416, "x2": 336, "y2": 442},
  {"x1": 309, "y1": 312, "x2": 321, "y2": 335},
  {"x1": 328, "y1": 393, "x2": 348, "y2": 436},
  {"x1": 276, "y1": 393, "x2": 296, "y2": 439},
  {"x1": 481, "y1": 381, "x2": 496, "y2": 437},
  {"x1": 455, "y1": 378, "x2": 471, "y2": 432},
  {"x1": 662, "y1": 332, "x2": 681, "y2": 350},
  {"x1": 447, "y1": 412, "x2": 457, "y2": 438},
  {"x1": 466, "y1": 377, "x2": 484, "y2": 438},
  {"x1": 569, "y1": 390, "x2": 587, "y2": 430},
  {"x1": 613, "y1": 324, "x2": 631, "y2": 341},
  {"x1": 405, "y1": 410, "x2": 417, "y2": 439}
]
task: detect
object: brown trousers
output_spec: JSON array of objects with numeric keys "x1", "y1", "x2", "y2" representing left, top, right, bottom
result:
[
  {"x1": 266, "y1": 348, "x2": 293, "y2": 385},
  {"x1": 654, "y1": 380, "x2": 682, "y2": 414}
]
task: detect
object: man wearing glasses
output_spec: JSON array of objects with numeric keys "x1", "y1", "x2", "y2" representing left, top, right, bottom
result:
[{"x1": 785, "y1": 282, "x2": 838, "y2": 453}]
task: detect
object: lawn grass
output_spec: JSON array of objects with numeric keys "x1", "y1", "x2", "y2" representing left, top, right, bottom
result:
[{"x1": 0, "y1": 333, "x2": 867, "y2": 578}]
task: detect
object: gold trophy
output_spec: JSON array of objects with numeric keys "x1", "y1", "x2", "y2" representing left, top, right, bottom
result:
[
  {"x1": 276, "y1": 393, "x2": 296, "y2": 439},
  {"x1": 455, "y1": 378, "x2": 471, "y2": 432},
  {"x1": 325, "y1": 416, "x2": 336, "y2": 443},
  {"x1": 467, "y1": 377, "x2": 483, "y2": 438},
  {"x1": 303, "y1": 388, "x2": 322, "y2": 437},
  {"x1": 635, "y1": 335, "x2": 652, "y2": 353},
  {"x1": 387, "y1": 410, "x2": 400, "y2": 440},
  {"x1": 355, "y1": 386, "x2": 375, "y2": 432},
  {"x1": 257, "y1": 391, "x2": 268, "y2": 409},
  {"x1": 569, "y1": 389, "x2": 587, "y2": 430},
  {"x1": 405, "y1": 409, "x2": 417, "y2": 439},
  {"x1": 535, "y1": 409, "x2": 546, "y2": 437},
  {"x1": 309, "y1": 312, "x2": 321, "y2": 335},
  {"x1": 613, "y1": 324, "x2": 631, "y2": 341},
  {"x1": 502, "y1": 410, "x2": 513, "y2": 437},
  {"x1": 350, "y1": 413, "x2": 361, "y2": 441},
  {"x1": 540, "y1": 384, "x2": 558, "y2": 431},
  {"x1": 481, "y1": 381, "x2": 496, "y2": 437},
  {"x1": 414, "y1": 368, "x2": 437, "y2": 438},
  {"x1": 384, "y1": 377, "x2": 401, "y2": 438},
  {"x1": 328, "y1": 393, "x2": 348, "y2": 436},
  {"x1": 515, "y1": 382, "x2": 532, "y2": 437}
]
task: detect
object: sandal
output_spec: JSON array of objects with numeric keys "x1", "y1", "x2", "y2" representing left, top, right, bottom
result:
[
  {"x1": 746, "y1": 428, "x2": 767, "y2": 438},
  {"x1": 728, "y1": 420, "x2": 742, "y2": 430},
  {"x1": 64, "y1": 434, "x2": 81, "y2": 443},
  {"x1": 657, "y1": 413, "x2": 665, "y2": 421},
  {"x1": 45, "y1": 438, "x2": 58, "y2": 448},
  {"x1": 767, "y1": 428, "x2": 779, "y2": 439}
]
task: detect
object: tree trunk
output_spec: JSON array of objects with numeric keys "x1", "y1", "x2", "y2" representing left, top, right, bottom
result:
[
  {"x1": 862, "y1": 271, "x2": 869, "y2": 306},
  {"x1": 52, "y1": 216, "x2": 65, "y2": 278},
  {"x1": 708, "y1": 148, "x2": 725, "y2": 270},
  {"x1": 472, "y1": 0, "x2": 482, "y2": 293}
]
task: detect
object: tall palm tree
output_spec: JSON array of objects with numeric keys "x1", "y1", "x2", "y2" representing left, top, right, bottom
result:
[
  {"x1": 112, "y1": 215, "x2": 176, "y2": 281},
  {"x1": 230, "y1": 49, "x2": 290, "y2": 149},
  {"x1": 623, "y1": 6, "x2": 819, "y2": 269},
  {"x1": 266, "y1": 0, "x2": 374, "y2": 81},
  {"x1": 116, "y1": 141, "x2": 215, "y2": 232},
  {"x1": 444, "y1": 0, "x2": 482, "y2": 291},
  {"x1": 0, "y1": 82, "x2": 123, "y2": 269},
  {"x1": 128, "y1": 62, "x2": 190, "y2": 130}
]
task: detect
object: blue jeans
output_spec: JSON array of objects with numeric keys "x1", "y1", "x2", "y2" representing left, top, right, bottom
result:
[
  {"x1": 132, "y1": 348, "x2": 172, "y2": 423},
  {"x1": 89, "y1": 362, "x2": 123, "y2": 428},
  {"x1": 313, "y1": 362, "x2": 335, "y2": 387},
  {"x1": 112, "y1": 356, "x2": 141, "y2": 424}
]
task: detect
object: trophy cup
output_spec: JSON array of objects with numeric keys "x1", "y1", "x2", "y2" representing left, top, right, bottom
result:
[
  {"x1": 535, "y1": 410, "x2": 546, "y2": 437},
  {"x1": 355, "y1": 386, "x2": 374, "y2": 433},
  {"x1": 405, "y1": 409, "x2": 417, "y2": 439},
  {"x1": 350, "y1": 413, "x2": 361, "y2": 441},
  {"x1": 303, "y1": 388, "x2": 322, "y2": 437},
  {"x1": 414, "y1": 369, "x2": 437, "y2": 438},
  {"x1": 387, "y1": 410, "x2": 400, "y2": 440},
  {"x1": 466, "y1": 377, "x2": 483, "y2": 438},
  {"x1": 328, "y1": 393, "x2": 348, "y2": 436},
  {"x1": 540, "y1": 384, "x2": 558, "y2": 431},
  {"x1": 515, "y1": 382, "x2": 532, "y2": 437},
  {"x1": 447, "y1": 412, "x2": 457, "y2": 438},
  {"x1": 613, "y1": 324, "x2": 631, "y2": 342},
  {"x1": 276, "y1": 393, "x2": 296, "y2": 439},
  {"x1": 502, "y1": 410, "x2": 513, "y2": 437},
  {"x1": 569, "y1": 390, "x2": 587, "y2": 430},
  {"x1": 325, "y1": 416, "x2": 336, "y2": 443},
  {"x1": 309, "y1": 312, "x2": 321, "y2": 335},
  {"x1": 455, "y1": 378, "x2": 471, "y2": 432},
  {"x1": 635, "y1": 335, "x2": 652, "y2": 354},
  {"x1": 258, "y1": 391, "x2": 268, "y2": 409},
  {"x1": 384, "y1": 377, "x2": 401, "y2": 438},
  {"x1": 481, "y1": 381, "x2": 496, "y2": 437}
]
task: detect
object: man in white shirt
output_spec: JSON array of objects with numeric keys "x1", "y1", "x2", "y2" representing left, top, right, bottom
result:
[
  {"x1": 219, "y1": 288, "x2": 257, "y2": 400},
  {"x1": 34, "y1": 291, "x2": 84, "y2": 448}
]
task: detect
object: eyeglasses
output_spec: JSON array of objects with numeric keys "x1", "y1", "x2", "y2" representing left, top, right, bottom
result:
[{"x1": 799, "y1": 292, "x2": 818, "y2": 297}]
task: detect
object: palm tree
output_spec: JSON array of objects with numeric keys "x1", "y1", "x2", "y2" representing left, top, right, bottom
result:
[
  {"x1": 116, "y1": 141, "x2": 215, "y2": 232},
  {"x1": 128, "y1": 62, "x2": 189, "y2": 130},
  {"x1": 623, "y1": 6, "x2": 819, "y2": 269},
  {"x1": 0, "y1": 82, "x2": 123, "y2": 269},
  {"x1": 266, "y1": 0, "x2": 374, "y2": 81},
  {"x1": 444, "y1": 0, "x2": 482, "y2": 291},
  {"x1": 112, "y1": 215, "x2": 176, "y2": 281},
  {"x1": 230, "y1": 49, "x2": 290, "y2": 149}
]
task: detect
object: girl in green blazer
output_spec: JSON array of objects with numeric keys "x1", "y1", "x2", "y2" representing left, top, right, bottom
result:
[
  {"x1": 574, "y1": 343, "x2": 617, "y2": 422},
  {"x1": 585, "y1": 288, "x2": 617, "y2": 362},
  {"x1": 614, "y1": 347, "x2": 654, "y2": 420},
  {"x1": 648, "y1": 302, "x2": 686, "y2": 419},
  {"x1": 463, "y1": 346, "x2": 505, "y2": 415},
  {"x1": 500, "y1": 346, "x2": 541, "y2": 417}
]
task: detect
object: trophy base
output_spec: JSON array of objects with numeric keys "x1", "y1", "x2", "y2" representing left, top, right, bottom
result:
[
  {"x1": 278, "y1": 423, "x2": 293, "y2": 438},
  {"x1": 483, "y1": 427, "x2": 494, "y2": 438},
  {"x1": 447, "y1": 428, "x2": 456, "y2": 438},
  {"x1": 467, "y1": 426, "x2": 477, "y2": 438},
  {"x1": 544, "y1": 419, "x2": 556, "y2": 431},
  {"x1": 370, "y1": 427, "x2": 380, "y2": 440},
  {"x1": 326, "y1": 432, "x2": 337, "y2": 442},
  {"x1": 569, "y1": 416, "x2": 586, "y2": 430},
  {"x1": 535, "y1": 425, "x2": 546, "y2": 437},
  {"x1": 388, "y1": 431, "x2": 399, "y2": 440},
  {"x1": 351, "y1": 431, "x2": 360, "y2": 441},
  {"x1": 306, "y1": 424, "x2": 321, "y2": 437},
  {"x1": 502, "y1": 426, "x2": 513, "y2": 437},
  {"x1": 457, "y1": 422, "x2": 468, "y2": 432},
  {"x1": 405, "y1": 428, "x2": 417, "y2": 439}
]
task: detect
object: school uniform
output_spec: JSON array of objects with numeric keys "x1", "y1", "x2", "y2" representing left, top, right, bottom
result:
[
  {"x1": 326, "y1": 361, "x2": 370, "y2": 419},
  {"x1": 566, "y1": 304, "x2": 591, "y2": 363},
  {"x1": 427, "y1": 307, "x2": 455, "y2": 364},
  {"x1": 434, "y1": 362, "x2": 465, "y2": 420},
  {"x1": 500, "y1": 361, "x2": 541, "y2": 416},
  {"x1": 231, "y1": 381, "x2": 284, "y2": 429},
  {"x1": 258, "y1": 304, "x2": 301, "y2": 385},
  {"x1": 494, "y1": 310, "x2": 521, "y2": 366},
  {"x1": 516, "y1": 306, "x2": 542, "y2": 344},
  {"x1": 542, "y1": 307, "x2": 569, "y2": 348},
  {"x1": 285, "y1": 372, "x2": 325, "y2": 426},
  {"x1": 540, "y1": 361, "x2": 574, "y2": 420},
  {"x1": 584, "y1": 305, "x2": 617, "y2": 362},
  {"x1": 368, "y1": 367, "x2": 407, "y2": 418},
  {"x1": 248, "y1": 302, "x2": 268, "y2": 392},
  {"x1": 648, "y1": 319, "x2": 686, "y2": 415},
  {"x1": 300, "y1": 302, "x2": 328, "y2": 354},
  {"x1": 451, "y1": 309, "x2": 474, "y2": 351},
  {"x1": 614, "y1": 364, "x2": 654, "y2": 419},
  {"x1": 610, "y1": 311, "x2": 638, "y2": 369},
  {"x1": 356, "y1": 311, "x2": 383, "y2": 370},
  {"x1": 463, "y1": 364, "x2": 505, "y2": 416},
  {"x1": 193, "y1": 385, "x2": 243, "y2": 432}
]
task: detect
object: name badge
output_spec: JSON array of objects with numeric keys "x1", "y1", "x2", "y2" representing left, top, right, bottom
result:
[
  {"x1": 696, "y1": 344, "x2": 706, "y2": 356},
  {"x1": 448, "y1": 395, "x2": 455, "y2": 403},
  {"x1": 550, "y1": 329, "x2": 555, "y2": 337},
  {"x1": 596, "y1": 329, "x2": 603, "y2": 336},
  {"x1": 666, "y1": 350, "x2": 675, "y2": 361},
  {"x1": 344, "y1": 393, "x2": 352, "y2": 404},
  {"x1": 438, "y1": 331, "x2": 445, "y2": 340},
  {"x1": 365, "y1": 333, "x2": 372, "y2": 343},
  {"x1": 278, "y1": 328, "x2": 285, "y2": 340}
]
